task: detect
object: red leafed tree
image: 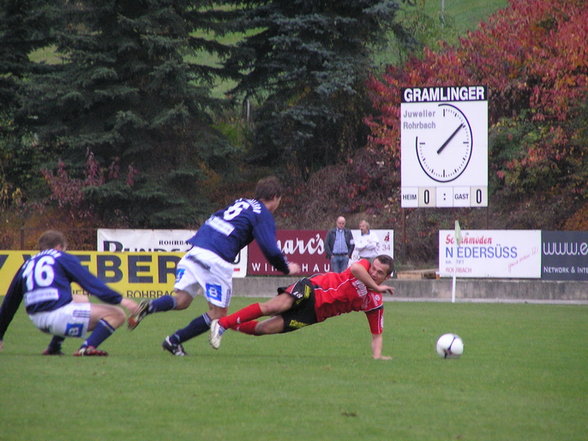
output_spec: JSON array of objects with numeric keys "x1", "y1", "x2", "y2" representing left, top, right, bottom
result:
[
  {"x1": 41, "y1": 151, "x2": 138, "y2": 224},
  {"x1": 365, "y1": 0, "x2": 587, "y2": 175}
]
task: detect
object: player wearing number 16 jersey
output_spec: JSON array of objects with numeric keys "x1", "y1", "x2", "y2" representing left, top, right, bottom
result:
[
  {"x1": 128, "y1": 176, "x2": 300, "y2": 356},
  {"x1": 0, "y1": 230, "x2": 139, "y2": 356}
]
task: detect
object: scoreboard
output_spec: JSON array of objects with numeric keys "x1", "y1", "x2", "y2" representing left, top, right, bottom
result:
[{"x1": 400, "y1": 86, "x2": 488, "y2": 208}]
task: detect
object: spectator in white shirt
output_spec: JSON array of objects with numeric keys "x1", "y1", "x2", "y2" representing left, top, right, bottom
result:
[{"x1": 355, "y1": 220, "x2": 379, "y2": 260}]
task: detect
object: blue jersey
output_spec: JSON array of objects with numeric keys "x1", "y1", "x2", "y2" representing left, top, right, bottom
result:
[
  {"x1": 0, "y1": 249, "x2": 123, "y2": 339},
  {"x1": 188, "y1": 198, "x2": 289, "y2": 274}
]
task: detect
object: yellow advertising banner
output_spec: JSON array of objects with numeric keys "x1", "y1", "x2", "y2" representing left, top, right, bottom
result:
[{"x1": 0, "y1": 251, "x2": 184, "y2": 298}]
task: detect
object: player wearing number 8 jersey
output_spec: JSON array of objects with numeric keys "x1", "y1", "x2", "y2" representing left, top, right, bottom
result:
[
  {"x1": 0, "y1": 230, "x2": 139, "y2": 356},
  {"x1": 128, "y1": 176, "x2": 300, "y2": 356}
]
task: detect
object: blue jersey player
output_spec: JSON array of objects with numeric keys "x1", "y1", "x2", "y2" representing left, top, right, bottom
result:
[
  {"x1": 0, "y1": 230, "x2": 139, "y2": 356},
  {"x1": 128, "y1": 176, "x2": 300, "y2": 356}
]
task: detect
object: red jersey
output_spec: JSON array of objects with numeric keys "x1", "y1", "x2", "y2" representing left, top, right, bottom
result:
[{"x1": 310, "y1": 259, "x2": 385, "y2": 334}]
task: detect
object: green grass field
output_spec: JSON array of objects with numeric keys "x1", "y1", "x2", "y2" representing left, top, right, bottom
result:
[{"x1": 1, "y1": 298, "x2": 586, "y2": 441}]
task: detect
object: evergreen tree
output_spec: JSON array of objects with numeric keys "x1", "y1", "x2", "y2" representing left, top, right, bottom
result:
[
  {"x1": 19, "y1": 0, "x2": 236, "y2": 227},
  {"x1": 0, "y1": 0, "x2": 58, "y2": 111},
  {"x1": 221, "y1": 0, "x2": 412, "y2": 178},
  {"x1": 0, "y1": 0, "x2": 57, "y2": 204}
]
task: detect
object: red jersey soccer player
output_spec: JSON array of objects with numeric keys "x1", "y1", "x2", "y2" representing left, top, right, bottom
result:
[{"x1": 209, "y1": 255, "x2": 395, "y2": 360}]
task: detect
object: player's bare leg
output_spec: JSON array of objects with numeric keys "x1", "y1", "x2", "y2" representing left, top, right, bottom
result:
[
  {"x1": 254, "y1": 316, "x2": 286, "y2": 335},
  {"x1": 210, "y1": 295, "x2": 294, "y2": 348},
  {"x1": 74, "y1": 304, "x2": 125, "y2": 356},
  {"x1": 163, "y1": 300, "x2": 227, "y2": 356},
  {"x1": 129, "y1": 290, "x2": 194, "y2": 330},
  {"x1": 259, "y1": 293, "x2": 295, "y2": 315}
]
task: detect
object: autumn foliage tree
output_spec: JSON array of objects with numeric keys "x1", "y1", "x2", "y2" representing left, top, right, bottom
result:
[
  {"x1": 365, "y1": 0, "x2": 587, "y2": 230},
  {"x1": 41, "y1": 151, "x2": 139, "y2": 223}
]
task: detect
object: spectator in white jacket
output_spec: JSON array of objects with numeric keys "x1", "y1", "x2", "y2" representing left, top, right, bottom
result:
[{"x1": 355, "y1": 220, "x2": 380, "y2": 260}]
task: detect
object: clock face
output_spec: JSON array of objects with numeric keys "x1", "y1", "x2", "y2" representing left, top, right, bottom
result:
[{"x1": 415, "y1": 103, "x2": 473, "y2": 183}]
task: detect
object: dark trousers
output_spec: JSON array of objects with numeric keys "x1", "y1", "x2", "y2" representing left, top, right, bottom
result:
[{"x1": 330, "y1": 255, "x2": 349, "y2": 273}]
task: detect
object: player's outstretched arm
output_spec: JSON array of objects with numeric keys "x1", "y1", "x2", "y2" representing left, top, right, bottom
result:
[{"x1": 350, "y1": 262, "x2": 393, "y2": 294}]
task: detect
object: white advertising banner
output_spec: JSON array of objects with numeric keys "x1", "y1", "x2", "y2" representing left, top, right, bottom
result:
[
  {"x1": 97, "y1": 229, "x2": 195, "y2": 252},
  {"x1": 97, "y1": 229, "x2": 247, "y2": 278},
  {"x1": 439, "y1": 230, "x2": 541, "y2": 278}
]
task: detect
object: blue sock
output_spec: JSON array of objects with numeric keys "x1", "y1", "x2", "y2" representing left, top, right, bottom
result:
[
  {"x1": 82, "y1": 319, "x2": 115, "y2": 349},
  {"x1": 149, "y1": 295, "x2": 176, "y2": 313},
  {"x1": 172, "y1": 313, "x2": 212, "y2": 344}
]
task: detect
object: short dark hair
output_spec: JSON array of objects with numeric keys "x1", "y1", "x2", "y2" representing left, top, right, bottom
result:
[
  {"x1": 38, "y1": 230, "x2": 67, "y2": 251},
  {"x1": 375, "y1": 254, "x2": 395, "y2": 276},
  {"x1": 255, "y1": 176, "x2": 283, "y2": 201}
]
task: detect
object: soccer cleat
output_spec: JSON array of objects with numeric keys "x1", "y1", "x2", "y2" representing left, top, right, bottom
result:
[
  {"x1": 42, "y1": 347, "x2": 64, "y2": 356},
  {"x1": 73, "y1": 346, "x2": 109, "y2": 356},
  {"x1": 209, "y1": 319, "x2": 224, "y2": 350},
  {"x1": 162, "y1": 336, "x2": 186, "y2": 356},
  {"x1": 128, "y1": 299, "x2": 150, "y2": 330}
]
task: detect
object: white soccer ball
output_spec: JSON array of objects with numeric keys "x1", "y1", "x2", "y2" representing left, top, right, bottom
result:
[{"x1": 436, "y1": 333, "x2": 464, "y2": 358}]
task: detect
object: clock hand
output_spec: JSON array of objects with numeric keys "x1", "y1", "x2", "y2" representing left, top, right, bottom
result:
[{"x1": 437, "y1": 123, "x2": 464, "y2": 154}]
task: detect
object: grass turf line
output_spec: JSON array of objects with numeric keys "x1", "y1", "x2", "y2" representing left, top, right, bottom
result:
[{"x1": 0, "y1": 298, "x2": 587, "y2": 441}]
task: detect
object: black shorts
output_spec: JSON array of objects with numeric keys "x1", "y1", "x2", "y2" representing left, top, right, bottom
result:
[{"x1": 277, "y1": 278, "x2": 318, "y2": 333}]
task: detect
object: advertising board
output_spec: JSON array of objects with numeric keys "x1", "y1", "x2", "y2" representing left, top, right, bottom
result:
[
  {"x1": 0, "y1": 251, "x2": 183, "y2": 298},
  {"x1": 97, "y1": 228, "x2": 247, "y2": 277},
  {"x1": 541, "y1": 231, "x2": 588, "y2": 281},
  {"x1": 439, "y1": 230, "x2": 541, "y2": 278},
  {"x1": 248, "y1": 229, "x2": 394, "y2": 276}
]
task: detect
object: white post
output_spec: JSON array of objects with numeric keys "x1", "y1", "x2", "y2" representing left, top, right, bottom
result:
[
  {"x1": 440, "y1": 0, "x2": 446, "y2": 27},
  {"x1": 451, "y1": 220, "x2": 462, "y2": 303},
  {"x1": 451, "y1": 253, "x2": 457, "y2": 303}
]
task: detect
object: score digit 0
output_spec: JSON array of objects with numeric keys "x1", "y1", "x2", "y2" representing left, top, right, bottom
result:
[
  {"x1": 470, "y1": 187, "x2": 487, "y2": 207},
  {"x1": 419, "y1": 187, "x2": 436, "y2": 207}
]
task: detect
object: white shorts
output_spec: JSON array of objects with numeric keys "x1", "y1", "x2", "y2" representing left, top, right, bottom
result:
[
  {"x1": 28, "y1": 302, "x2": 91, "y2": 338},
  {"x1": 174, "y1": 247, "x2": 234, "y2": 308}
]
